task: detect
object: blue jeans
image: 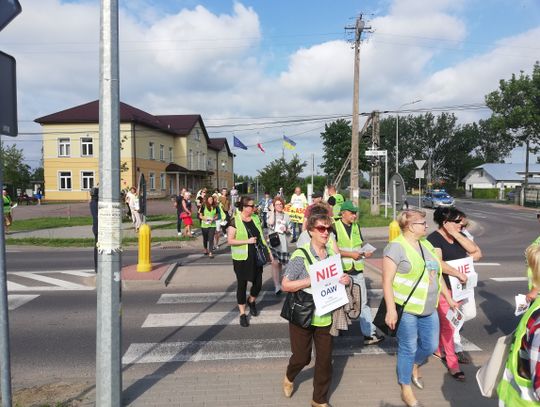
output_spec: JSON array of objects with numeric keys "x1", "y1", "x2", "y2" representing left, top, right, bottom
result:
[
  {"x1": 350, "y1": 273, "x2": 375, "y2": 337},
  {"x1": 396, "y1": 311, "x2": 439, "y2": 385},
  {"x1": 291, "y1": 222, "x2": 301, "y2": 240}
]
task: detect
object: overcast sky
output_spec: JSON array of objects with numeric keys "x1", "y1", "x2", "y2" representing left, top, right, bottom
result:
[{"x1": 1, "y1": 0, "x2": 539, "y2": 175}]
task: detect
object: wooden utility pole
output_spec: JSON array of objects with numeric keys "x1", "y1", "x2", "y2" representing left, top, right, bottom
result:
[{"x1": 346, "y1": 15, "x2": 370, "y2": 206}]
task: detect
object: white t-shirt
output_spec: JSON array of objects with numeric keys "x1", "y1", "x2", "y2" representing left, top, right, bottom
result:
[{"x1": 290, "y1": 193, "x2": 307, "y2": 209}]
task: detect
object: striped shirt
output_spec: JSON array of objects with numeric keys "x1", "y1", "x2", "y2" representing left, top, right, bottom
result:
[{"x1": 518, "y1": 308, "x2": 540, "y2": 399}]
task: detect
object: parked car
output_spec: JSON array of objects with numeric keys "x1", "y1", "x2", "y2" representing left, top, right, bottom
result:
[
  {"x1": 422, "y1": 190, "x2": 455, "y2": 208},
  {"x1": 506, "y1": 189, "x2": 518, "y2": 201}
]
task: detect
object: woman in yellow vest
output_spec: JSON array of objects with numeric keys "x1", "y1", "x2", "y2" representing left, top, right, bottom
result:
[
  {"x1": 498, "y1": 243, "x2": 540, "y2": 406},
  {"x1": 281, "y1": 212, "x2": 350, "y2": 407},
  {"x1": 382, "y1": 210, "x2": 457, "y2": 407},
  {"x1": 227, "y1": 196, "x2": 273, "y2": 327},
  {"x1": 198, "y1": 195, "x2": 218, "y2": 258}
]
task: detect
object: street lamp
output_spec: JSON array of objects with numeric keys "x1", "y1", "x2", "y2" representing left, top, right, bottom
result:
[{"x1": 395, "y1": 99, "x2": 422, "y2": 173}]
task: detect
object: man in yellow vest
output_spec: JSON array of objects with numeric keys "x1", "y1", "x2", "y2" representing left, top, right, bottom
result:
[
  {"x1": 327, "y1": 185, "x2": 344, "y2": 220},
  {"x1": 335, "y1": 200, "x2": 384, "y2": 345}
]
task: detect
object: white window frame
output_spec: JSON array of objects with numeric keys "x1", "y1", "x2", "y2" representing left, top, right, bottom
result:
[
  {"x1": 168, "y1": 147, "x2": 173, "y2": 163},
  {"x1": 159, "y1": 144, "x2": 164, "y2": 161},
  {"x1": 80, "y1": 137, "x2": 93, "y2": 157},
  {"x1": 201, "y1": 152, "x2": 206, "y2": 171},
  {"x1": 80, "y1": 170, "x2": 95, "y2": 190},
  {"x1": 149, "y1": 172, "x2": 155, "y2": 190},
  {"x1": 58, "y1": 138, "x2": 71, "y2": 157},
  {"x1": 160, "y1": 173, "x2": 166, "y2": 190},
  {"x1": 149, "y1": 142, "x2": 155, "y2": 160},
  {"x1": 58, "y1": 171, "x2": 72, "y2": 190}
]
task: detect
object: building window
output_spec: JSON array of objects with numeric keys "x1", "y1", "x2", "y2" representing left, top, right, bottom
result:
[
  {"x1": 201, "y1": 153, "x2": 206, "y2": 170},
  {"x1": 81, "y1": 137, "x2": 93, "y2": 157},
  {"x1": 160, "y1": 173, "x2": 166, "y2": 190},
  {"x1": 59, "y1": 171, "x2": 72, "y2": 190},
  {"x1": 149, "y1": 172, "x2": 155, "y2": 190},
  {"x1": 169, "y1": 147, "x2": 173, "y2": 163},
  {"x1": 149, "y1": 142, "x2": 155, "y2": 160},
  {"x1": 188, "y1": 150, "x2": 193, "y2": 169},
  {"x1": 58, "y1": 138, "x2": 71, "y2": 157},
  {"x1": 81, "y1": 171, "x2": 95, "y2": 190},
  {"x1": 221, "y1": 161, "x2": 227, "y2": 171},
  {"x1": 159, "y1": 144, "x2": 164, "y2": 161},
  {"x1": 195, "y1": 129, "x2": 200, "y2": 141},
  {"x1": 196, "y1": 152, "x2": 200, "y2": 170}
]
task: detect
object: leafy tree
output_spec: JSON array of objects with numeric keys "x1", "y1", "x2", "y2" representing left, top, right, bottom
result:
[
  {"x1": 1, "y1": 142, "x2": 31, "y2": 193},
  {"x1": 300, "y1": 175, "x2": 327, "y2": 195},
  {"x1": 31, "y1": 166, "x2": 44, "y2": 181},
  {"x1": 258, "y1": 155, "x2": 307, "y2": 198},
  {"x1": 486, "y1": 62, "x2": 540, "y2": 189}
]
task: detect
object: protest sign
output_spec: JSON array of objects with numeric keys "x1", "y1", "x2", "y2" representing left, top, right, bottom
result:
[
  {"x1": 284, "y1": 204, "x2": 306, "y2": 224},
  {"x1": 447, "y1": 257, "x2": 477, "y2": 301},
  {"x1": 515, "y1": 294, "x2": 529, "y2": 316},
  {"x1": 309, "y1": 254, "x2": 349, "y2": 316},
  {"x1": 446, "y1": 307, "x2": 465, "y2": 331}
]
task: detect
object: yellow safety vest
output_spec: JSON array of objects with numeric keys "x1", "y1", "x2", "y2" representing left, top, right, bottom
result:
[
  {"x1": 230, "y1": 214, "x2": 267, "y2": 261},
  {"x1": 290, "y1": 242, "x2": 337, "y2": 327},
  {"x1": 527, "y1": 236, "x2": 540, "y2": 290},
  {"x1": 201, "y1": 207, "x2": 217, "y2": 228},
  {"x1": 332, "y1": 193, "x2": 344, "y2": 219},
  {"x1": 391, "y1": 235, "x2": 442, "y2": 315},
  {"x1": 335, "y1": 219, "x2": 364, "y2": 272},
  {"x1": 497, "y1": 298, "x2": 540, "y2": 406}
]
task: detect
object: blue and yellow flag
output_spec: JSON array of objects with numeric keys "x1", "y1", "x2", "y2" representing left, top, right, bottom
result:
[{"x1": 283, "y1": 135, "x2": 296, "y2": 150}]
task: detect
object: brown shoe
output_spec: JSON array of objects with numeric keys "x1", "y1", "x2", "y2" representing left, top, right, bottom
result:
[
  {"x1": 311, "y1": 401, "x2": 330, "y2": 407},
  {"x1": 283, "y1": 376, "x2": 293, "y2": 398}
]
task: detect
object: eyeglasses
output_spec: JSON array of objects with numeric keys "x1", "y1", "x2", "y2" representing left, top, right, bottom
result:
[
  {"x1": 245, "y1": 204, "x2": 255, "y2": 208},
  {"x1": 412, "y1": 221, "x2": 427, "y2": 227},
  {"x1": 313, "y1": 225, "x2": 333, "y2": 234}
]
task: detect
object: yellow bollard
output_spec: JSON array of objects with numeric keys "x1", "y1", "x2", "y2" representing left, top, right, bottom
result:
[
  {"x1": 388, "y1": 220, "x2": 401, "y2": 242},
  {"x1": 137, "y1": 223, "x2": 152, "y2": 272}
]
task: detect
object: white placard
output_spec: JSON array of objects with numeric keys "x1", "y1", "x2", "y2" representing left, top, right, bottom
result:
[
  {"x1": 515, "y1": 294, "x2": 529, "y2": 316},
  {"x1": 415, "y1": 170, "x2": 425, "y2": 179},
  {"x1": 309, "y1": 254, "x2": 349, "y2": 316},
  {"x1": 447, "y1": 257, "x2": 477, "y2": 301},
  {"x1": 97, "y1": 202, "x2": 123, "y2": 254},
  {"x1": 360, "y1": 243, "x2": 377, "y2": 253},
  {"x1": 446, "y1": 307, "x2": 465, "y2": 331}
]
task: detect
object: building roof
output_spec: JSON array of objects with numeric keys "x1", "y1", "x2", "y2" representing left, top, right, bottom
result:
[
  {"x1": 475, "y1": 163, "x2": 540, "y2": 181},
  {"x1": 207, "y1": 137, "x2": 233, "y2": 156}
]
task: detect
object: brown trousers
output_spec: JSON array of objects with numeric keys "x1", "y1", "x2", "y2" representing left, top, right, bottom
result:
[{"x1": 286, "y1": 323, "x2": 333, "y2": 404}]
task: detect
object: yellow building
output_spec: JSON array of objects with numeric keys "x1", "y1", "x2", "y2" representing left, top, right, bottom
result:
[{"x1": 35, "y1": 100, "x2": 234, "y2": 201}]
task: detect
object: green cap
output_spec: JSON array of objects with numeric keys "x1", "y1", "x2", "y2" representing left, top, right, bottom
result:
[{"x1": 340, "y1": 200, "x2": 358, "y2": 213}]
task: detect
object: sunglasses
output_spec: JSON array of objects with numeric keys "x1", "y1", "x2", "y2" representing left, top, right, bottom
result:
[
  {"x1": 313, "y1": 225, "x2": 332, "y2": 234},
  {"x1": 448, "y1": 219, "x2": 463, "y2": 224},
  {"x1": 245, "y1": 204, "x2": 255, "y2": 208}
]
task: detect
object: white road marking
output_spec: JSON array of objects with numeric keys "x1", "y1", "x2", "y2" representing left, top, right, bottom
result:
[
  {"x1": 58, "y1": 270, "x2": 96, "y2": 277},
  {"x1": 490, "y1": 277, "x2": 528, "y2": 282},
  {"x1": 122, "y1": 336, "x2": 481, "y2": 365},
  {"x1": 8, "y1": 294, "x2": 39, "y2": 310},
  {"x1": 7, "y1": 281, "x2": 28, "y2": 290},
  {"x1": 15, "y1": 272, "x2": 88, "y2": 289},
  {"x1": 475, "y1": 263, "x2": 500, "y2": 266},
  {"x1": 8, "y1": 269, "x2": 94, "y2": 275},
  {"x1": 143, "y1": 308, "x2": 379, "y2": 328}
]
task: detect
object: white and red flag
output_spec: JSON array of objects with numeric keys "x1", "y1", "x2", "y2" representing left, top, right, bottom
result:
[{"x1": 257, "y1": 143, "x2": 265, "y2": 153}]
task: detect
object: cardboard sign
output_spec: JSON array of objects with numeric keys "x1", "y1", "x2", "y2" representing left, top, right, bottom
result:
[
  {"x1": 309, "y1": 254, "x2": 349, "y2": 316},
  {"x1": 447, "y1": 257, "x2": 477, "y2": 301},
  {"x1": 284, "y1": 204, "x2": 306, "y2": 224}
]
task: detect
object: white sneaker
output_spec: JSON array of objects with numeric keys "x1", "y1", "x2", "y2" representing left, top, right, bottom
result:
[{"x1": 177, "y1": 232, "x2": 182, "y2": 236}]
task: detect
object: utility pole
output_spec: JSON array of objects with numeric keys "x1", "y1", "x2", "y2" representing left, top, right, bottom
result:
[
  {"x1": 346, "y1": 15, "x2": 370, "y2": 206},
  {"x1": 370, "y1": 111, "x2": 381, "y2": 216},
  {"x1": 96, "y1": 0, "x2": 122, "y2": 405}
]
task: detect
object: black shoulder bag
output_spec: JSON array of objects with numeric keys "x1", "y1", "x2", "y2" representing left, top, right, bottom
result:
[
  {"x1": 246, "y1": 222, "x2": 270, "y2": 267},
  {"x1": 280, "y1": 248, "x2": 316, "y2": 328},
  {"x1": 373, "y1": 243, "x2": 427, "y2": 337}
]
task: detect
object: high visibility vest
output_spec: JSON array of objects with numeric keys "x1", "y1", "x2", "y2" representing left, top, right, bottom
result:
[
  {"x1": 201, "y1": 207, "x2": 217, "y2": 228},
  {"x1": 331, "y1": 194, "x2": 344, "y2": 218},
  {"x1": 230, "y1": 214, "x2": 267, "y2": 261},
  {"x1": 497, "y1": 298, "x2": 540, "y2": 406},
  {"x1": 527, "y1": 235, "x2": 540, "y2": 290},
  {"x1": 335, "y1": 219, "x2": 364, "y2": 272},
  {"x1": 391, "y1": 235, "x2": 442, "y2": 315},
  {"x1": 290, "y1": 242, "x2": 337, "y2": 327},
  {"x1": 3, "y1": 195, "x2": 11, "y2": 214}
]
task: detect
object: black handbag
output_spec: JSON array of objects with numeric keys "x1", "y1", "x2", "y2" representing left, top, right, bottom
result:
[
  {"x1": 268, "y1": 232, "x2": 280, "y2": 248},
  {"x1": 247, "y1": 225, "x2": 270, "y2": 267},
  {"x1": 373, "y1": 244, "x2": 426, "y2": 337},
  {"x1": 280, "y1": 248, "x2": 315, "y2": 328}
]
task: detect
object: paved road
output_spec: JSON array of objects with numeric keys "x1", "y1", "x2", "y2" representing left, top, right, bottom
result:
[{"x1": 5, "y1": 198, "x2": 537, "y2": 405}]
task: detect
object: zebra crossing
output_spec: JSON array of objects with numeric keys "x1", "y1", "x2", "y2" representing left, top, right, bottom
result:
[
  {"x1": 121, "y1": 289, "x2": 483, "y2": 365},
  {"x1": 6, "y1": 269, "x2": 96, "y2": 292}
]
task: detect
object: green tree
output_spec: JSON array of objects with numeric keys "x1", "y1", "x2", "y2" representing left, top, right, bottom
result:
[
  {"x1": 258, "y1": 155, "x2": 307, "y2": 198},
  {"x1": 31, "y1": 166, "x2": 44, "y2": 181},
  {"x1": 1, "y1": 142, "x2": 31, "y2": 193},
  {"x1": 485, "y1": 62, "x2": 540, "y2": 189}
]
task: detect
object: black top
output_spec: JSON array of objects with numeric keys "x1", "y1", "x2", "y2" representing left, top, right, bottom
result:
[
  {"x1": 230, "y1": 217, "x2": 263, "y2": 281},
  {"x1": 334, "y1": 221, "x2": 364, "y2": 243},
  {"x1": 175, "y1": 195, "x2": 184, "y2": 214},
  {"x1": 427, "y1": 230, "x2": 468, "y2": 287}
]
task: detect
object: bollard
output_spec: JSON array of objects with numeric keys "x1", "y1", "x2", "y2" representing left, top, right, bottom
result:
[
  {"x1": 137, "y1": 223, "x2": 152, "y2": 272},
  {"x1": 388, "y1": 219, "x2": 400, "y2": 242}
]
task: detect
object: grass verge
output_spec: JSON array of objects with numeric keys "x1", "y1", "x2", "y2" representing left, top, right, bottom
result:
[{"x1": 6, "y1": 236, "x2": 193, "y2": 247}]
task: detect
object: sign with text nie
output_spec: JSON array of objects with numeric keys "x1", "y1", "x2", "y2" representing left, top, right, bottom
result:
[{"x1": 309, "y1": 254, "x2": 349, "y2": 316}]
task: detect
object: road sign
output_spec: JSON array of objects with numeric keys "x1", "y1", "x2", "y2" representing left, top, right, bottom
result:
[
  {"x1": 365, "y1": 149, "x2": 387, "y2": 157},
  {"x1": 389, "y1": 173, "x2": 407, "y2": 205},
  {"x1": 414, "y1": 160, "x2": 426, "y2": 169},
  {"x1": 0, "y1": 0, "x2": 21, "y2": 32},
  {"x1": 0, "y1": 51, "x2": 17, "y2": 137},
  {"x1": 415, "y1": 170, "x2": 425, "y2": 179}
]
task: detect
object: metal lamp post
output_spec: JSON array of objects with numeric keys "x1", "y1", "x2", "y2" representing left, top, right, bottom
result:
[{"x1": 395, "y1": 99, "x2": 421, "y2": 173}]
